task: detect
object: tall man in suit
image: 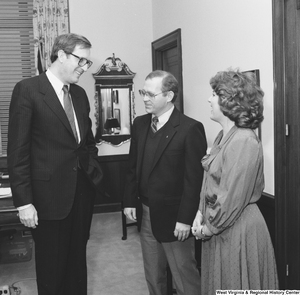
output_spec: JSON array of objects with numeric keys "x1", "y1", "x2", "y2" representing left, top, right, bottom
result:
[
  {"x1": 124, "y1": 70, "x2": 207, "y2": 295},
  {"x1": 7, "y1": 33, "x2": 103, "y2": 295}
]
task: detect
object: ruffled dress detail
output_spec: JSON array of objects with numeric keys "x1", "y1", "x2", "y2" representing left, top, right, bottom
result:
[{"x1": 199, "y1": 126, "x2": 278, "y2": 294}]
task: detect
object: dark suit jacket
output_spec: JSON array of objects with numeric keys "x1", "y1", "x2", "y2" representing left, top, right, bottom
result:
[
  {"x1": 123, "y1": 107, "x2": 207, "y2": 242},
  {"x1": 7, "y1": 73, "x2": 103, "y2": 220}
]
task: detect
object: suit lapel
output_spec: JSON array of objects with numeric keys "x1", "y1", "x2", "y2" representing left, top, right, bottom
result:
[
  {"x1": 39, "y1": 74, "x2": 80, "y2": 142},
  {"x1": 150, "y1": 108, "x2": 180, "y2": 172}
]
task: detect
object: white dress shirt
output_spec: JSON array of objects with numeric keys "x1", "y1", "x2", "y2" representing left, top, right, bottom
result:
[{"x1": 154, "y1": 105, "x2": 174, "y2": 131}]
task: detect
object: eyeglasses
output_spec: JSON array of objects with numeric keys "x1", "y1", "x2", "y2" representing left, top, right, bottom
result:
[
  {"x1": 68, "y1": 52, "x2": 93, "y2": 69},
  {"x1": 138, "y1": 89, "x2": 168, "y2": 99}
]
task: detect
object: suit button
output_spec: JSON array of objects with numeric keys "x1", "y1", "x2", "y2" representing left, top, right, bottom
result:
[{"x1": 73, "y1": 167, "x2": 77, "y2": 171}]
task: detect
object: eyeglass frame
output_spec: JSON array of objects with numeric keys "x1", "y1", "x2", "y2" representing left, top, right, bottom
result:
[
  {"x1": 67, "y1": 52, "x2": 93, "y2": 69},
  {"x1": 138, "y1": 89, "x2": 169, "y2": 99}
]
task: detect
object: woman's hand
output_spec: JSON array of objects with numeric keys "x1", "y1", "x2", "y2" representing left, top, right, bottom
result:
[
  {"x1": 191, "y1": 210, "x2": 203, "y2": 238},
  {"x1": 191, "y1": 210, "x2": 213, "y2": 240}
]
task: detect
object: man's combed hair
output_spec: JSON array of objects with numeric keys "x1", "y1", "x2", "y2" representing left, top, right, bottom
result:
[
  {"x1": 146, "y1": 70, "x2": 179, "y2": 102},
  {"x1": 50, "y1": 33, "x2": 92, "y2": 63},
  {"x1": 210, "y1": 70, "x2": 264, "y2": 129}
]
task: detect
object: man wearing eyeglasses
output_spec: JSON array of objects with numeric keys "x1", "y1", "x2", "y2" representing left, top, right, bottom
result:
[
  {"x1": 124, "y1": 70, "x2": 207, "y2": 295},
  {"x1": 8, "y1": 33, "x2": 103, "y2": 295}
]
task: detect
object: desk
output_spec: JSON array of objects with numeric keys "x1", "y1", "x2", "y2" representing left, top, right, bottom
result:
[
  {"x1": 0, "y1": 197, "x2": 33, "y2": 264},
  {"x1": 0, "y1": 156, "x2": 23, "y2": 230},
  {"x1": 0, "y1": 197, "x2": 24, "y2": 236}
]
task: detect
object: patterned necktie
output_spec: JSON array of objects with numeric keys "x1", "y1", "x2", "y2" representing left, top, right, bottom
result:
[
  {"x1": 62, "y1": 85, "x2": 79, "y2": 143},
  {"x1": 151, "y1": 116, "x2": 159, "y2": 133}
]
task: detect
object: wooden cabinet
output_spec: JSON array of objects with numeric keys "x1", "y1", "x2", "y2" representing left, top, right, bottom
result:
[{"x1": 94, "y1": 154, "x2": 129, "y2": 213}]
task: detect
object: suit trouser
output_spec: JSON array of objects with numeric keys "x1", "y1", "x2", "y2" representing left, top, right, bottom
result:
[
  {"x1": 31, "y1": 169, "x2": 95, "y2": 295},
  {"x1": 140, "y1": 204, "x2": 201, "y2": 295}
]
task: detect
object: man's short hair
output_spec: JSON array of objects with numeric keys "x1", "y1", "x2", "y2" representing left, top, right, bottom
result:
[
  {"x1": 146, "y1": 70, "x2": 179, "y2": 102},
  {"x1": 50, "y1": 33, "x2": 92, "y2": 63}
]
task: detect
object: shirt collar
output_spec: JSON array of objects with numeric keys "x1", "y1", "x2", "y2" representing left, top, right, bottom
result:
[
  {"x1": 153, "y1": 105, "x2": 174, "y2": 128},
  {"x1": 46, "y1": 69, "x2": 67, "y2": 95}
]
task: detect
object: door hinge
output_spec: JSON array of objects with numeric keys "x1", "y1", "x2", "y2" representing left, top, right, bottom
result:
[
  {"x1": 286, "y1": 124, "x2": 289, "y2": 136},
  {"x1": 286, "y1": 264, "x2": 289, "y2": 276}
]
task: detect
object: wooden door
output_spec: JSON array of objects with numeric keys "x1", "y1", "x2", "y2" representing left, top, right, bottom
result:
[
  {"x1": 152, "y1": 29, "x2": 184, "y2": 113},
  {"x1": 273, "y1": 0, "x2": 300, "y2": 288}
]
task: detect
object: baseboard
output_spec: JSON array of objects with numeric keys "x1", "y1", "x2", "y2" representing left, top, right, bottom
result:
[{"x1": 93, "y1": 203, "x2": 121, "y2": 214}]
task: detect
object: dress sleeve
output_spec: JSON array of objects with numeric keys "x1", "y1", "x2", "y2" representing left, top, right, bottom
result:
[{"x1": 205, "y1": 133, "x2": 264, "y2": 235}]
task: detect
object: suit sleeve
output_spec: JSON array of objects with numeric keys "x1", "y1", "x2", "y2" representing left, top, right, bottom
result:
[
  {"x1": 177, "y1": 121, "x2": 207, "y2": 225},
  {"x1": 7, "y1": 81, "x2": 34, "y2": 207}
]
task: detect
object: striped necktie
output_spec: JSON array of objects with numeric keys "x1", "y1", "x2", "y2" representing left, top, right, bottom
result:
[
  {"x1": 151, "y1": 116, "x2": 159, "y2": 133},
  {"x1": 62, "y1": 85, "x2": 79, "y2": 143}
]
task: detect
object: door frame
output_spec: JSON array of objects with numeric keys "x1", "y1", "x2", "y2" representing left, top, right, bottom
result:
[
  {"x1": 152, "y1": 28, "x2": 184, "y2": 113},
  {"x1": 273, "y1": 0, "x2": 286, "y2": 287},
  {"x1": 273, "y1": 0, "x2": 300, "y2": 288}
]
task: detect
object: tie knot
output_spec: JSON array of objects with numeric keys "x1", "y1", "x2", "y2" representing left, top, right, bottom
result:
[
  {"x1": 151, "y1": 116, "x2": 159, "y2": 133},
  {"x1": 62, "y1": 85, "x2": 69, "y2": 93},
  {"x1": 152, "y1": 116, "x2": 159, "y2": 124}
]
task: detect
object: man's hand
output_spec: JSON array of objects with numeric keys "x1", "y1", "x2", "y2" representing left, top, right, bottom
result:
[
  {"x1": 124, "y1": 207, "x2": 136, "y2": 222},
  {"x1": 174, "y1": 222, "x2": 191, "y2": 241},
  {"x1": 18, "y1": 204, "x2": 38, "y2": 228}
]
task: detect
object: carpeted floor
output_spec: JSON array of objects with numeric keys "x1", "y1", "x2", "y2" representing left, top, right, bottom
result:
[{"x1": 0, "y1": 212, "x2": 147, "y2": 295}]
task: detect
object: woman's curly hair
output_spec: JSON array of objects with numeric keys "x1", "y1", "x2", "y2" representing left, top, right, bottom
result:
[{"x1": 209, "y1": 70, "x2": 264, "y2": 129}]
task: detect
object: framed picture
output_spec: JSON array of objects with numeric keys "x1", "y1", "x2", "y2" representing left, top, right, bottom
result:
[
  {"x1": 114, "y1": 108, "x2": 121, "y2": 130},
  {"x1": 243, "y1": 69, "x2": 261, "y2": 140}
]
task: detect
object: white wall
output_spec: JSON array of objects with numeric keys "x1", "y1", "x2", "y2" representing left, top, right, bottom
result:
[
  {"x1": 152, "y1": 0, "x2": 274, "y2": 195},
  {"x1": 69, "y1": 0, "x2": 153, "y2": 155},
  {"x1": 69, "y1": 0, "x2": 274, "y2": 194}
]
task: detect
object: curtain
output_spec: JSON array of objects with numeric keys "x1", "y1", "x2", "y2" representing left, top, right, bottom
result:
[
  {"x1": 33, "y1": 0, "x2": 69, "y2": 74},
  {"x1": 0, "y1": 0, "x2": 35, "y2": 155}
]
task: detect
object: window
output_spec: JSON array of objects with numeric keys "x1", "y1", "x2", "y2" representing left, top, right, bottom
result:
[{"x1": 0, "y1": 0, "x2": 35, "y2": 156}]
